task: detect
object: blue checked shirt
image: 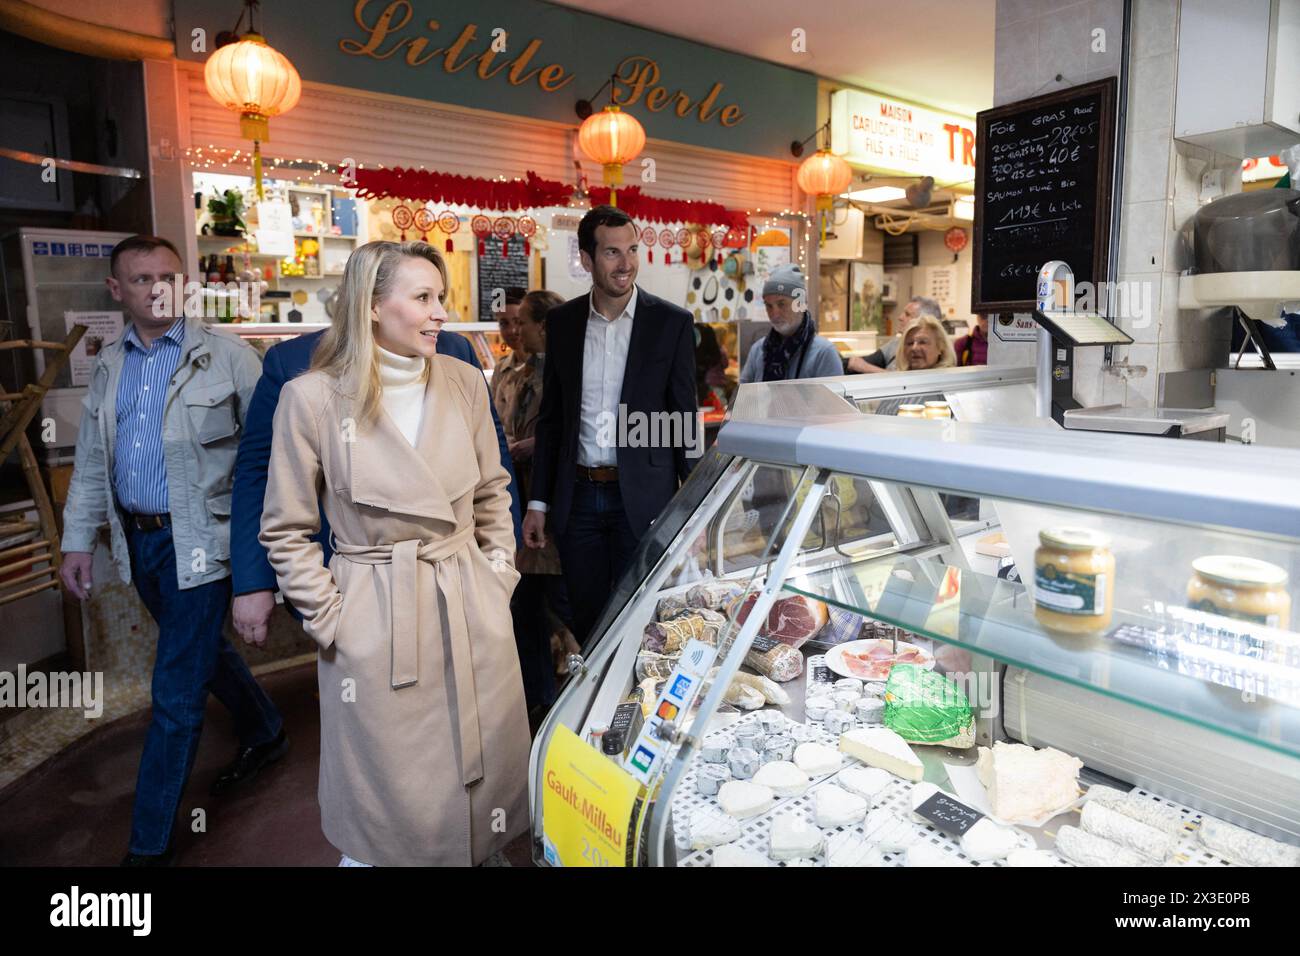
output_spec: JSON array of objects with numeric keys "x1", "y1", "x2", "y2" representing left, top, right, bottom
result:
[{"x1": 112, "y1": 319, "x2": 185, "y2": 514}]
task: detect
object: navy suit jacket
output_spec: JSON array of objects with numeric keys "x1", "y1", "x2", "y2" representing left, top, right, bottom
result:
[{"x1": 230, "y1": 329, "x2": 521, "y2": 599}]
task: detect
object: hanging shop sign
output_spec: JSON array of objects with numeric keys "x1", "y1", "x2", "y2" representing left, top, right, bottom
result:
[
  {"x1": 830, "y1": 89, "x2": 977, "y2": 184},
  {"x1": 174, "y1": 0, "x2": 817, "y2": 160}
]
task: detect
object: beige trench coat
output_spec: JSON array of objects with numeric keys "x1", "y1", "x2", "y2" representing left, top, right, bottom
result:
[{"x1": 260, "y1": 355, "x2": 529, "y2": 866}]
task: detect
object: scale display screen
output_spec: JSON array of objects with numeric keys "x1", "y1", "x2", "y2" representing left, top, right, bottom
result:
[{"x1": 1033, "y1": 309, "x2": 1134, "y2": 346}]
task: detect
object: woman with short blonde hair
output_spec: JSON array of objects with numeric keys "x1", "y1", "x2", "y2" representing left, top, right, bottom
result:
[
  {"x1": 261, "y1": 240, "x2": 529, "y2": 867},
  {"x1": 896, "y1": 314, "x2": 957, "y2": 371}
]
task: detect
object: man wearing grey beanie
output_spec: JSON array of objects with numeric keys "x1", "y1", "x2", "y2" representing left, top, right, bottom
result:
[{"x1": 739, "y1": 264, "x2": 845, "y2": 383}]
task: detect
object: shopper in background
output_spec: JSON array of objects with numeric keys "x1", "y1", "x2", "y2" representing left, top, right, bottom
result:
[
  {"x1": 845, "y1": 295, "x2": 943, "y2": 373},
  {"x1": 490, "y1": 286, "x2": 529, "y2": 423},
  {"x1": 955, "y1": 314, "x2": 989, "y2": 366},
  {"x1": 895, "y1": 314, "x2": 957, "y2": 371},
  {"x1": 506, "y1": 289, "x2": 575, "y2": 725},
  {"x1": 523, "y1": 205, "x2": 698, "y2": 649},
  {"x1": 60, "y1": 235, "x2": 285, "y2": 866},
  {"x1": 260, "y1": 240, "x2": 528, "y2": 867},
  {"x1": 739, "y1": 264, "x2": 844, "y2": 382}
]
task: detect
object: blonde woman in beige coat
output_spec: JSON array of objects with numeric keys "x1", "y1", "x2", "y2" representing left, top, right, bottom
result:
[{"x1": 260, "y1": 241, "x2": 529, "y2": 866}]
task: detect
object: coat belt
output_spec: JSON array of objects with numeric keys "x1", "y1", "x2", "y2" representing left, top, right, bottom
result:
[{"x1": 330, "y1": 525, "x2": 484, "y2": 786}]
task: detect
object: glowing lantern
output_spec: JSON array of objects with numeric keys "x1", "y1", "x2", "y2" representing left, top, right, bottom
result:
[
  {"x1": 204, "y1": 29, "x2": 301, "y2": 198},
  {"x1": 796, "y1": 148, "x2": 853, "y2": 244},
  {"x1": 577, "y1": 105, "x2": 646, "y2": 207}
]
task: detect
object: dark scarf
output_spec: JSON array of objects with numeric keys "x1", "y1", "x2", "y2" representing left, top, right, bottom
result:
[{"x1": 762, "y1": 314, "x2": 814, "y2": 382}]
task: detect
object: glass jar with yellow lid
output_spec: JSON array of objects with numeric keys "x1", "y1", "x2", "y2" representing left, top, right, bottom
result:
[
  {"x1": 897, "y1": 404, "x2": 926, "y2": 418},
  {"x1": 923, "y1": 401, "x2": 952, "y2": 419},
  {"x1": 1033, "y1": 527, "x2": 1116, "y2": 633},
  {"x1": 1187, "y1": 556, "x2": 1291, "y2": 630}
]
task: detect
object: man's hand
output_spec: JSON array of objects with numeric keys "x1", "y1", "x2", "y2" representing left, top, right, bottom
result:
[
  {"x1": 847, "y1": 356, "x2": 886, "y2": 374},
  {"x1": 509, "y1": 436, "x2": 535, "y2": 461},
  {"x1": 60, "y1": 551, "x2": 95, "y2": 600},
  {"x1": 233, "y1": 590, "x2": 276, "y2": 646},
  {"x1": 522, "y1": 508, "x2": 548, "y2": 549}
]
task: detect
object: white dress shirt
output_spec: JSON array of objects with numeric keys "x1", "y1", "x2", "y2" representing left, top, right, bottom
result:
[{"x1": 528, "y1": 286, "x2": 637, "y2": 513}]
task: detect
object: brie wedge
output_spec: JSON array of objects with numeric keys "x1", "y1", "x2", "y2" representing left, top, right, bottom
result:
[{"x1": 839, "y1": 727, "x2": 924, "y2": 782}]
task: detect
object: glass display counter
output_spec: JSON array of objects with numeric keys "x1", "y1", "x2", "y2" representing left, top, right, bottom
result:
[{"x1": 529, "y1": 379, "x2": 1300, "y2": 868}]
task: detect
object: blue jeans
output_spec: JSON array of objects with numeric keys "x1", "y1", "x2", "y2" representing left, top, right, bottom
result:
[
  {"x1": 556, "y1": 480, "x2": 639, "y2": 650},
  {"x1": 125, "y1": 524, "x2": 283, "y2": 855}
]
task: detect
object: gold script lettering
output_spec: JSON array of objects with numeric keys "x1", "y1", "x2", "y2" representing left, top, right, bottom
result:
[
  {"x1": 538, "y1": 63, "x2": 573, "y2": 92},
  {"x1": 405, "y1": 19, "x2": 443, "y2": 67},
  {"x1": 720, "y1": 104, "x2": 744, "y2": 126},
  {"x1": 695, "y1": 82, "x2": 722, "y2": 123},
  {"x1": 476, "y1": 46, "x2": 511, "y2": 80},
  {"x1": 443, "y1": 24, "x2": 479, "y2": 73},
  {"x1": 507, "y1": 38, "x2": 545, "y2": 86},
  {"x1": 645, "y1": 86, "x2": 670, "y2": 112},
  {"x1": 611, "y1": 56, "x2": 658, "y2": 108},
  {"x1": 339, "y1": 0, "x2": 412, "y2": 59}
]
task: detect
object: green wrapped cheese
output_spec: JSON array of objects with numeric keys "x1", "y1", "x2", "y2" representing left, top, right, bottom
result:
[{"x1": 883, "y1": 664, "x2": 976, "y2": 748}]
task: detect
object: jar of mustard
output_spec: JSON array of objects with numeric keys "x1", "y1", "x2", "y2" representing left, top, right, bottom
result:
[
  {"x1": 1033, "y1": 528, "x2": 1116, "y2": 633},
  {"x1": 897, "y1": 404, "x2": 926, "y2": 418},
  {"x1": 1187, "y1": 556, "x2": 1291, "y2": 630},
  {"x1": 923, "y1": 401, "x2": 952, "y2": 419}
]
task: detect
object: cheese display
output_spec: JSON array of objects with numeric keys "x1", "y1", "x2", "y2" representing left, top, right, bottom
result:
[
  {"x1": 824, "y1": 710, "x2": 856, "y2": 735},
  {"x1": 758, "y1": 710, "x2": 786, "y2": 734},
  {"x1": 712, "y1": 843, "x2": 773, "y2": 867},
  {"x1": 1080, "y1": 801, "x2": 1176, "y2": 862},
  {"x1": 839, "y1": 727, "x2": 925, "y2": 782},
  {"x1": 732, "y1": 671, "x2": 791, "y2": 706},
  {"x1": 1197, "y1": 817, "x2": 1300, "y2": 868},
  {"x1": 793, "y1": 742, "x2": 843, "y2": 776},
  {"x1": 805, "y1": 698, "x2": 833, "y2": 722},
  {"x1": 826, "y1": 831, "x2": 886, "y2": 868},
  {"x1": 727, "y1": 747, "x2": 761, "y2": 780},
  {"x1": 1055, "y1": 825, "x2": 1146, "y2": 867},
  {"x1": 723, "y1": 678, "x2": 766, "y2": 711},
  {"x1": 975, "y1": 741, "x2": 1082, "y2": 822},
  {"x1": 717, "y1": 780, "x2": 777, "y2": 818},
  {"x1": 855, "y1": 698, "x2": 884, "y2": 725},
  {"x1": 700, "y1": 734, "x2": 734, "y2": 764},
  {"x1": 758, "y1": 734, "x2": 794, "y2": 763},
  {"x1": 689, "y1": 809, "x2": 742, "y2": 849},
  {"x1": 906, "y1": 842, "x2": 962, "y2": 867},
  {"x1": 863, "y1": 809, "x2": 919, "y2": 851},
  {"x1": 882, "y1": 664, "x2": 975, "y2": 749},
  {"x1": 836, "y1": 766, "x2": 894, "y2": 803},
  {"x1": 1005, "y1": 848, "x2": 1055, "y2": 867},
  {"x1": 752, "y1": 760, "x2": 811, "y2": 797},
  {"x1": 1084, "y1": 786, "x2": 1186, "y2": 836},
  {"x1": 959, "y1": 817, "x2": 1024, "y2": 862},
  {"x1": 729, "y1": 592, "x2": 830, "y2": 649},
  {"x1": 769, "y1": 813, "x2": 824, "y2": 860},
  {"x1": 814, "y1": 785, "x2": 869, "y2": 828},
  {"x1": 695, "y1": 765, "x2": 732, "y2": 796}
]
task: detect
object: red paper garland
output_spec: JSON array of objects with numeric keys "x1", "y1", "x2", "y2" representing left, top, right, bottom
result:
[{"x1": 355, "y1": 167, "x2": 748, "y2": 230}]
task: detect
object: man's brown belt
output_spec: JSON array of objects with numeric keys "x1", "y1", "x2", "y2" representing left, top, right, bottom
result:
[{"x1": 575, "y1": 465, "x2": 619, "y2": 483}]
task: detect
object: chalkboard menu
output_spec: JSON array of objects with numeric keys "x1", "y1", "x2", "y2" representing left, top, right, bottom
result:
[
  {"x1": 972, "y1": 78, "x2": 1117, "y2": 313},
  {"x1": 476, "y1": 237, "x2": 530, "y2": 323}
]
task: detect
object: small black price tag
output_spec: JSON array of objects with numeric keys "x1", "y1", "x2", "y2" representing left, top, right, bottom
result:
[
  {"x1": 750, "y1": 635, "x2": 781, "y2": 654},
  {"x1": 813, "y1": 664, "x2": 835, "y2": 684},
  {"x1": 915, "y1": 792, "x2": 983, "y2": 837}
]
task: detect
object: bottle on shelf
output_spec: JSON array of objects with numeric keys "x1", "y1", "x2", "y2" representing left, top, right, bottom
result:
[{"x1": 224, "y1": 255, "x2": 235, "y2": 282}]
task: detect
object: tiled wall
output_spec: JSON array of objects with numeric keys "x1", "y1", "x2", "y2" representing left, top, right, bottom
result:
[{"x1": 990, "y1": 0, "x2": 1236, "y2": 406}]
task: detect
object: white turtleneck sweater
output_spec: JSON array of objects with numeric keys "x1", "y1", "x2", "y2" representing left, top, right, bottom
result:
[{"x1": 377, "y1": 346, "x2": 427, "y2": 446}]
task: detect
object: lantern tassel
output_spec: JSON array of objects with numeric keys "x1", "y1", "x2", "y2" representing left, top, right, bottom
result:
[
  {"x1": 446, "y1": 237, "x2": 454, "y2": 253},
  {"x1": 253, "y1": 140, "x2": 264, "y2": 201},
  {"x1": 501, "y1": 238, "x2": 508, "y2": 258}
]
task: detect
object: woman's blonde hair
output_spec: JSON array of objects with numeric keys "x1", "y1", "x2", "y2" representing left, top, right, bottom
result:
[
  {"x1": 311, "y1": 240, "x2": 448, "y2": 423},
  {"x1": 896, "y1": 314, "x2": 956, "y2": 371}
]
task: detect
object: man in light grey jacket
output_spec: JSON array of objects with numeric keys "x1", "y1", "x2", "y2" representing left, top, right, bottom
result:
[
  {"x1": 739, "y1": 264, "x2": 844, "y2": 383},
  {"x1": 60, "y1": 235, "x2": 285, "y2": 866}
]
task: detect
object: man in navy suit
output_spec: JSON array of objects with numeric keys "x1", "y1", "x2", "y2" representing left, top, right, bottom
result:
[{"x1": 228, "y1": 328, "x2": 520, "y2": 653}]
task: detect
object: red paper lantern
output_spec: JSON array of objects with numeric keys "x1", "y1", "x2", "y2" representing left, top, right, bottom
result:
[
  {"x1": 493, "y1": 216, "x2": 516, "y2": 257},
  {"x1": 641, "y1": 225, "x2": 657, "y2": 263},
  {"x1": 471, "y1": 214, "x2": 492, "y2": 256},
  {"x1": 944, "y1": 226, "x2": 969, "y2": 252},
  {"x1": 413, "y1": 207, "x2": 435, "y2": 242}
]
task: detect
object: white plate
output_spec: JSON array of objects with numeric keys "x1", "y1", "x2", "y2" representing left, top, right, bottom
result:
[{"x1": 824, "y1": 638, "x2": 936, "y2": 682}]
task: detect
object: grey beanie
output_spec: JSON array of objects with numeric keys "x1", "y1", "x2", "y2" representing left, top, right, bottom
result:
[{"x1": 762, "y1": 263, "x2": 806, "y2": 298}]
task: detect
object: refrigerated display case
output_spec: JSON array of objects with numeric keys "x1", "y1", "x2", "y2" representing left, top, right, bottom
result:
[{"x1": 529, "y1": 379, "x2": 1300, "y2": 867}]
